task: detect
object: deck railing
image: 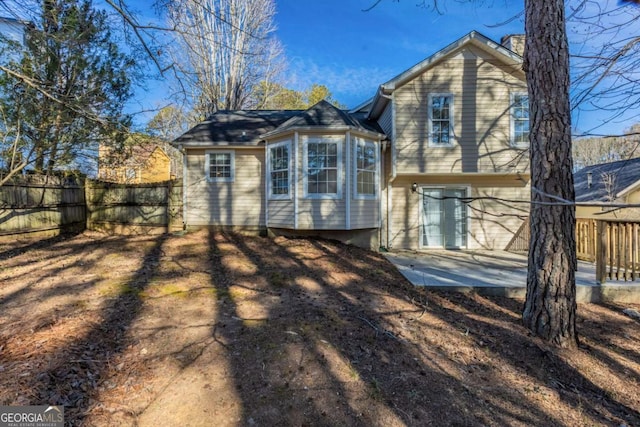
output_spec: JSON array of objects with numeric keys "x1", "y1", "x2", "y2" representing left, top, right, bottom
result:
[
  {"x1": 508, "y1": 217, "x2": 640, "y2": 283},
  {"x1": 576, "y1": 218, "x2": 597, "y2": 262},
  {"x1": 595, "y1": 219, "x2": 640, "y2": 283}
]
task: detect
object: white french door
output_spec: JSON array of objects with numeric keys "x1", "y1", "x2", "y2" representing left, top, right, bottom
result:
[{"x1": 421, "y1": 187, "x2": 468, "y2": 248}]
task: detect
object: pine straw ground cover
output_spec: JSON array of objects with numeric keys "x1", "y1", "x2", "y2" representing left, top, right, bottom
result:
[{"x1": 0, "y1": 230, "x2": 638, "y2": 426}]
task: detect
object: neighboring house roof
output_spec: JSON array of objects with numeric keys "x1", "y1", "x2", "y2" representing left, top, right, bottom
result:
[
  {"x1": 174, "y1": 101, "x2": 385, "y2": 148},
  {"x1": 368, "y1": 30, "x2": 524, "y2": 119},
  {"x1": 174, "y1": 110, "x2": 302, "y2": 147},
  {"x1": 574, "y1": 158, "x2": 640, "y2": 202}
]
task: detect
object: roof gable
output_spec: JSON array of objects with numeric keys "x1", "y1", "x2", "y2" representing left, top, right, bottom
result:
[
  {"x1": 368, "y1": 31, "x2": 524, "y2": 118},
  {"x1": 270, "y1": 100, "x2": 360, "y2": 132},
  {"x1": 382, "y1": 31, "x2": 522, "y2": 92},
  {"x1": 574, "y1": 158, "x2": 640, "y2": 202}
]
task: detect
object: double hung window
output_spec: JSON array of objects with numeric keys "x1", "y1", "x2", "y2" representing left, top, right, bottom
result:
[
  {"x1": 268, "y1": 142, "x2": 290, "y2": 198},
  {"x1": 206, "y1": 151, "x2": 234, "y2": 182},
  {"x1": 305, "y1": 139, "x2": 341, "y2": 198},
  {"x1": 428, "y1": 94, "x2": 454, "y2": 146}
]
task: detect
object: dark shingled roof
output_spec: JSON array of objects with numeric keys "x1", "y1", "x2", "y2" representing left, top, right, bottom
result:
[
  {"x1": 272, "y1": 100, "x2": 360, "y2": 131},
  {"x1": 574, "y1": 157, "x2": 640, "y2": 202},
  {"x1": 174, "y1": 101, "x2": 385, "y2": 147},
  {"x1": 173, "y1": 110, "x2": 303, "y2": 147}
]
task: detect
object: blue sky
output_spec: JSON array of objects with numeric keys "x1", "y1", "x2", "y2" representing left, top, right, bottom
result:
[
  {"x1": 126, "y1": 0, "x2": 638, "y2": 136},
  {"x1": 4, "y1": 0, "x2": 638, "y2": 135},
  {"x1": 274, "y1": 0, "x2": 526, "y2": 108}
]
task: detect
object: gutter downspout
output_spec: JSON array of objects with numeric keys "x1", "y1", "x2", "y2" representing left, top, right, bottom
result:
[
  {"x1": 264, "y1": 142, "x2": 269, "y2": 233},
  {"x1": 294, "y1": 132, "x2": 299, "y2": 230},
  {"x1": 346, "y1": 132, "x2": 351, "y2": 230},
  {"x1": 387, "y1": 92, "x2": 397, "y2": 249},
  {"x1": 379, "y1": 139, "x2": 384, "y2": 238},
  {"x1": 179, "y1": 144, "x2": 187, "y2": 230}
]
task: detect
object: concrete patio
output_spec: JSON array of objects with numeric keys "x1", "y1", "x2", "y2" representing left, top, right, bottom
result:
[{"x1": 385, "y1": 250, "x2": 640, "y2": 303}]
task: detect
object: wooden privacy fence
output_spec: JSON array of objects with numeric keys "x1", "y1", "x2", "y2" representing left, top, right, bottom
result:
[
  {"x1": 0, "y1": 175, "x2": 85, "y2": 237},
  {"x1": 86, "y1": 179, "x2": 183, "y2": 234},
  {"x1": 0, "y1": 176, "x2": 183, "y2": 238}
]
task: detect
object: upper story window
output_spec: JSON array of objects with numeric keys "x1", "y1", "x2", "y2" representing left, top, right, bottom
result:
[
  {"x1": 354, "y1": 138, "x2": 377, "y2": 199},
  {"x1": 511, "y1": 92, "x2": 529, "y2": 147},
  {"x1": 268, "y1": 141, "x2": 291, "y2": 199},
  {"x1": 205, "y1": 150, "x2": 234, "y2": 182},
  {"x1": 125, "y1": 168, "x2": 137, "y2": 182},
  {"x1": 304, "y1": 138, "x2": 342, "y2": 198},
  {"x1": 428, "y1": 93, "x2": 454, "y2": 147}
]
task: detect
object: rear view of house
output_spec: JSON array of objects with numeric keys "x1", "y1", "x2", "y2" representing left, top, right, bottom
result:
[{"x1": 175, "y1": 31, "x2": 531, "y2": 250}]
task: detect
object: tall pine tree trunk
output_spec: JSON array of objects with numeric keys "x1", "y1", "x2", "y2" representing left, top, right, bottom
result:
[{"x1": 523, "y1": 0, "x2": 578, "y2": 348}]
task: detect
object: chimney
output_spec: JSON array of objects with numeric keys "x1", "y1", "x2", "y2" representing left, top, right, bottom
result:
[
  {"x1": 587, "y1": 172, "x2": 593, "y2": 189},
  {"x1": 501, "y1": 34, "x2": 525, "y2": 56}
]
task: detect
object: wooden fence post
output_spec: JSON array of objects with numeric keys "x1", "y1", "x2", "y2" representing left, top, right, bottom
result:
[{"x1": 596, "y1": 220, "x2": 607, "y2": 284}]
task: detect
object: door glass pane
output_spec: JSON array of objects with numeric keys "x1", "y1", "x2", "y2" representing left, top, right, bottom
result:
[
  {"x1": 444, "y1": 189, "x2": 467, "y2": 248},
  {"x1": 422, "y1": 188, "x2": 467, "y2": 248},
  {"x1": 422, "y1": 189, "x2": 443, "y2": 247}
]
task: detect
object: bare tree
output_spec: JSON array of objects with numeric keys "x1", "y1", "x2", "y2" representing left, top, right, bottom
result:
[
  {"x1": 569, "y1": 0, "x2": 640, "y2": 135},
  {"x1": 166, "y1": 0, "x2": 285, "y2": 120},
  {"x1": 573, "y1": 122, "x2": 640, "y2": 170}
]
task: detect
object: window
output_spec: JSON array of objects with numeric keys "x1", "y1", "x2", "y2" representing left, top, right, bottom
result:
[
  {"x1": 125, "y1": 168, "x2": 137, "y2": 182},
  {"x1": 305, "y1": 139, "x2": 341, "y2": 198},
  {"x1": 268, "y1": 141, "x2": 290, "y2": 199},
  {"x1": 205, "y1": 150, "x2": 234, "y2": 182},
  {"x1": 428, "y1": 94, "x2": 454, "y2": 146},
  {"x1": 354, "y1": 138, "x2": 377, "y2": 198},
  {"x1": 511, "y1": 93, "x2": 529, "y2": 146}
]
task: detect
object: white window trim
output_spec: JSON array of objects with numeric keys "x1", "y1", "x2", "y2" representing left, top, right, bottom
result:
[
  {"x1": 205, "y1": 150, "x2": 235, "y2": 183},
  {"x1": 352, "y1": 137, "x2": 379, "y2": 200},
  {"x1": 302, "y1": 137, "x2": 343, "y2": 200},
  {"x1": 510, "y1": 92, "x2": 530, "y2": 148},
  {"x1": 428, "y1": 93, "x2": 455, "y2": 147},
  {"x1": 267, "y1": 140, "x2": 292, "y2": 200}
]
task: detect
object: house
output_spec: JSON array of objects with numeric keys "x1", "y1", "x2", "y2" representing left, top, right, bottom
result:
[
  {"x1": 574, "y1": 158, "x2": 640, "y2": 220},
  {"x1": 0, "y1": 16, "x2": 27, "y2": 46},
  {"x1": 98, "y1": 140, "x2": 173, "y2": 184},
  {"x1": 174, "y1": 31, "x2": 531, "y2": 250}
]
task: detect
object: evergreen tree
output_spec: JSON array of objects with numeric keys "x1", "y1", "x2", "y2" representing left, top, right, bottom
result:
[{"x1": 0, "y1": 0, "x2": 135, "y2": 178}]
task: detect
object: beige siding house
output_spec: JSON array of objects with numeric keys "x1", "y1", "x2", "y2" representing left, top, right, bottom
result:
[{"x1": 175, "y1": 31, "x2": 531, "y2": 250}]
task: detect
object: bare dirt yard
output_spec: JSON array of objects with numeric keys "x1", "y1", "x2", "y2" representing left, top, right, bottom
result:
[{"x1": 0, "y1": 229, "x2": 639, "y2": 426}]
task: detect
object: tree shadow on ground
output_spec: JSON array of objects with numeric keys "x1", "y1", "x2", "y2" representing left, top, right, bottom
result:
[
  {"x1": 0, "y1": 230, "x2": 83, "y2": 262},
  {"x1": 205, "y1": 231, "x2": 576, "y2": 426},
  {"x1": 4, "y1": 233, "x2": 168, "y2": 424},
  {"x1": 0, "y1": 234, "x2": 129, "y2": 314},
  {"x1": 422, "y1": 290, "x2": 640, "y2": 426}
]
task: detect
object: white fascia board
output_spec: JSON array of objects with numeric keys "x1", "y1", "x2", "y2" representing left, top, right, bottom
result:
[
  {"x1": 262, "y1": 126, "x2": 385, "y2": 141},
  {"x1": 616, "y1": 178, "x2": 640, "y2": 199},
  {"x1": 379, "y1": 31, "x2": 523, "y2": 94}
]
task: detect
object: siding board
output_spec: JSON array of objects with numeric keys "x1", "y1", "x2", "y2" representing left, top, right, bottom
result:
[
  {"x1": 388, "y1": 176, "x2": 528, "y2": 250},
  {"x1": 394, "y1": 47, "x2": 528, "y2": 175},
  {"x1": 185, "y1": 149, "x2": 265, "y2": 226}
]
